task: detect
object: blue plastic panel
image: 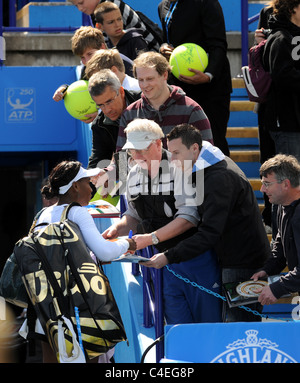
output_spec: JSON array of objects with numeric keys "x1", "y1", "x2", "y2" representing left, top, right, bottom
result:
[
  {"x1": 0, "y1": 66, "x2": 78, "y2": 151},
  {"x1": 165, "y1": 321, "x2": 300, "y2": 363},
  {"x1": 20, "y1": 3, "x2": 82, "y2": 28}
]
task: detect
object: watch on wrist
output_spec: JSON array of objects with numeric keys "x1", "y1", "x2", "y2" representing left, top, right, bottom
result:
[{"x1": 151, "y1": 232, "x2": 160, "y2": 245}]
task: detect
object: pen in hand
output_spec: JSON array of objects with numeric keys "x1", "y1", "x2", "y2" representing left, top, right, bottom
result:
[{"x1": 127, "y1": 230, "x2": 136, "y2": 252}]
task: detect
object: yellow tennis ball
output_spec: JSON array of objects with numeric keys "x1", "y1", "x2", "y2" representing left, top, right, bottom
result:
[
  {"x1": 169, "y1": 43, "x2": 208, "y2": 79},
  {"x1": 64, "y1": 80, "x2": 98, "y2": 120}
]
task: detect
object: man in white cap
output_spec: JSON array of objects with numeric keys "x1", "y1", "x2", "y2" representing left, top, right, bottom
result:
[{"x1": 103, "y1": 118, "x2": 222, "y2": 325}]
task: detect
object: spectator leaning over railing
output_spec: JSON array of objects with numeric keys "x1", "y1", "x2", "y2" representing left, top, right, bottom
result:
[
  {"x1": 142, "y1": 124, "x2": 272, "y2": 323},
  {"x1": 102, "y1": 119, "x2": 222, "y2": 325}
]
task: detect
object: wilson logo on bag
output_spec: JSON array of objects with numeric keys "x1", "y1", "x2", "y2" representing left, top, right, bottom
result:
[
  {"x1": 14, "y1": 203, "x2": 127, "y2": 362},
  {"x1": 242, "y1": 39, "x2": 272, "y2": 103}
]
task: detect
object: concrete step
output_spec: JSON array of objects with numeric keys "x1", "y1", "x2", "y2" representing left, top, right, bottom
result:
[
  {"x1": 232, "y1": 77, "x2": 245, "y2": 88},
  {"x1": 230, "y1": 150, "x2": 260, "y2": 162},
  {"x1": 226, "y1": 127, "x2": 258, "y2": 138},
  {"x1": 230, "y1": 100, "x2": 256, "y2": 112}
]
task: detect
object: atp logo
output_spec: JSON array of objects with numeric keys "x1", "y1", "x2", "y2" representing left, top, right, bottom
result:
[{"x1": 5, "y1": 87, "x2": 36, "y2": 123}]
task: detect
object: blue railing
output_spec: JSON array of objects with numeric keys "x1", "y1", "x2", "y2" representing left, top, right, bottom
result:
[
  {"x1": 1, "y1": 0, "x2": 260, "y2": 69},
  {"x1": 120, "y1": 195, "x2": 164, "y2": 362},
  {"x1": 0, "y1": 0, "x2": 92, "y2": 36},
  {"x1": 241, "y1": 0, "x2": 260, "y2": 66}
]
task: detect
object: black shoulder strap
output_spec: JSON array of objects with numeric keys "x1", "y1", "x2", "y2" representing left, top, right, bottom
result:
[
  {"x1": 31, "y1": 238, "x2": 70, "y2": 318},
  {"x1": 60, "y1": 202, "x2": 81, "y2": 222}
]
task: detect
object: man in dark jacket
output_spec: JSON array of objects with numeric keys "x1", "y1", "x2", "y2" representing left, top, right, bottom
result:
[
  {"x1": 94, "y1": 1, "x2": 149, "y2": 76},
  {"x1": 262, "y1": 0, "x2": 300, "y2": 162},
  {"x1": 87, "y1": 69, "x2": 140, "y2": 169},
  {"x1": 143, "y1": 124, "x2": 271, "y2": 322},
  {"x1": 158, "y1": 0, "x2": 232, "y2": 156},
  {"x1": 252, "y1": 154, "x2": 300, "y2": 306}
]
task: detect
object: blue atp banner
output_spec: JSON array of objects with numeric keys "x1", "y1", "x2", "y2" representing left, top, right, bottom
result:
[
  {"x1": 165, "y1": 322, "x2": 300, "y2": 363},
  {"x1": 0, "y1": 66, "x2": 77, "y2": 152}
]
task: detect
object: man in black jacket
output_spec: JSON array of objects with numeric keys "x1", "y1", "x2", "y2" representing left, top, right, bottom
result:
[
  {"x1": 262, "y1": 0, "x2": 300, "y2": 162},
  {"x1": 158, "y1": 0, "x2": 232, "y2": 156},
  {"x1": 143, "y1": 124, "x2": 271, "y2": 322},
  {"x1": 94, "y1": 1, "x2": 149, "y2": 76},
  {"x1": 87, "y1": 69, "x2": 140, "y2": 169},
  {"x1": 252, "y1": 154, "x2": 300, "y2": 306}
]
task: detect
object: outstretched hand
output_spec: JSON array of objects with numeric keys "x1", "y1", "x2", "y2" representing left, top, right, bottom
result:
[
  {"x1": 179, "y1": 69, "x2": 211, "y2": 85},
  {"x1": 250, "y1": 270, "x2": 277, "y2": 305},
  {"x1": 141, "y1": 252, "x2": 169, "y2": 269}
]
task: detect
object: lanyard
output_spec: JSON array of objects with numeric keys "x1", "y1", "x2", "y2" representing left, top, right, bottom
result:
[{"x1": 164, "y1": 0, "x2": 178, "y2": 44}]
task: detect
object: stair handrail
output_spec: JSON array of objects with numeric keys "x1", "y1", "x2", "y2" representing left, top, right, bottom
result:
[
  {"x1": 0, "y1": 0, "x2": 93, "y2": 65},
  {"x1": 2, "y1": 0, "x2": 260, "y2": 69},
  {"x1": 0, "y1": 0, "x2": 92, "y2": 35}
]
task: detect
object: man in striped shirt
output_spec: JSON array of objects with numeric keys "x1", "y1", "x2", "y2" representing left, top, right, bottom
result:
[
  {"x1": 70, "y1": 0, "x2": 160, "y2": 51},
  {"x1": 92, "y1": 51, "x2": 213, "y2": 197},
  {"x1": 116, "y1": 51, "x2": 213, "y2": 151}
]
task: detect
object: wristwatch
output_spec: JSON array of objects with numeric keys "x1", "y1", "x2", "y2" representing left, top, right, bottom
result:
[{"x1": 151, "y1": 232, "x2": 160, "y2": 245}]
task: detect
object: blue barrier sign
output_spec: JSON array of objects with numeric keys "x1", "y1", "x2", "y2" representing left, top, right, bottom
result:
[
  {"x1": 0, "y1": 66, "x2": 78, "y2": 152},
  {"x1": 5, "y1": 87, "x2": 36, "y2": 123},
  {"x1": 165, "y1": 322, "x2": 300, "y2": 363}
]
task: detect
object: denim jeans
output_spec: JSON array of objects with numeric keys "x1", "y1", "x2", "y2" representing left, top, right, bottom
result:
[{"x1": 270, "y1": 131, "x2": 300, "y2": 162}]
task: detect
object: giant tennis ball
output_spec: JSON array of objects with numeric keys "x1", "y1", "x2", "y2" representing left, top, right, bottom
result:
[
  {"x1": 64, "y1": 80, "x2": 98, "y2": 120},
  {"x1": 169, "y1": 43, "x2": 208, "y2": 79}
]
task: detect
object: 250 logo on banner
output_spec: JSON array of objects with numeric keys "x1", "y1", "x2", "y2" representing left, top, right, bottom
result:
[{"x1": 5, "y1": 87, "x2": 36, "y2": 123}]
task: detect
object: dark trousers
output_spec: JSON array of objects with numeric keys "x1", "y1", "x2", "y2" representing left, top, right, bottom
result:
[
  {"x1": 222, "y1": 268, "x2": 263, "y2": 322},
  {"x1": 198, "y1": 94, "x2": 231, "y2": 157},
  {"x1": 163, "y1": 250, "x2": 222, "y2": 324}
]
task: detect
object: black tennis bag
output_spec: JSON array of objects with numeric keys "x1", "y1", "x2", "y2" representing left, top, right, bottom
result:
[{"x1": 13, "y1": 203, "x2": 127, "y2": 361}]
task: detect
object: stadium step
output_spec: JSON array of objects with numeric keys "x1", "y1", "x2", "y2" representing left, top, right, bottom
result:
[
  {"x1": 230, "y1": 100, "x2": 256, "y2": 112},
  {"x1": 226, "y1": 127, "x2": 258, "y2": 138},
  {"x1": 230, "y1": 150, "x2": 260, "y2": 162},
  {"x1": 228, "y1": 78, "x2": 264, "y2": 207}
]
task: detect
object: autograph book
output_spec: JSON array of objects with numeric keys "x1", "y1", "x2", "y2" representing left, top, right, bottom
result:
[{"x1": 223, "y1": 280, "x2": 268, "y2": 308}]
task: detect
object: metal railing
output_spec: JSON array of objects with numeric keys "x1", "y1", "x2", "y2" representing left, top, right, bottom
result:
[
  {"x1": 241, "y1": 0, "x2": 260, "y2": 66},
  {"x1": 0, "y1": 0, "x2": 92, "y2": 36},
  {"x1": 120, "y1": 195, "x2": 164, "y2": 362},
  {"x1": 1, "y1": 0, "x2": 260, "y2": 66}
]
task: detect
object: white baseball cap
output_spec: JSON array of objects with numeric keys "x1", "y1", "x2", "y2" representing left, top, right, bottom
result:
[
  {"x1": 59, "y1": 166, "x2": 100, "y2": 194},
  {"x1": 122, "y1": 130, "x2": 161, "y2": 150}
]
